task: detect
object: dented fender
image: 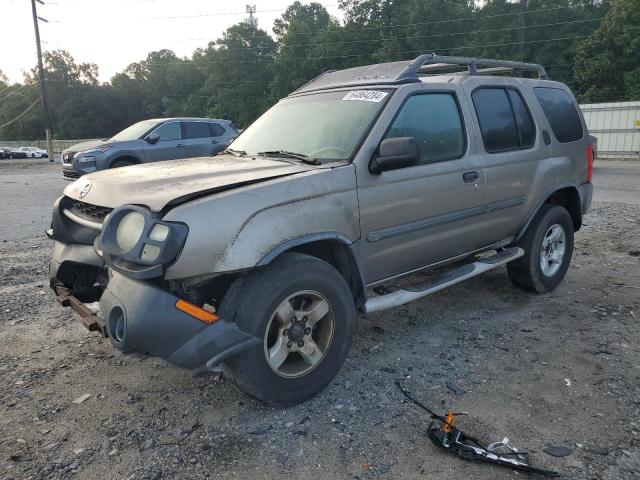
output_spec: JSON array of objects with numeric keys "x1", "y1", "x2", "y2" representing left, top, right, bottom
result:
[{"x1": 163, "y1": 164, "x2": 360, "y2": 280}]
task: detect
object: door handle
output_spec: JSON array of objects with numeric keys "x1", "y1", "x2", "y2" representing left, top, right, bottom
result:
[
  {"x1": 177, "y1": 143, "x2": 185, "y2": 147},
  {"x1": 463, "y1": 171, "x2": 480, "y2": 183}
]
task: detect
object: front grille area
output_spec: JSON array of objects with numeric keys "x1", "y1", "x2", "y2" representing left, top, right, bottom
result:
[
  {"x1": 63, "y1": 170, "x2": 81, "y2": 180},
  {"x1": 69, "y1": 200, "x2": 113, "y2": 224}
]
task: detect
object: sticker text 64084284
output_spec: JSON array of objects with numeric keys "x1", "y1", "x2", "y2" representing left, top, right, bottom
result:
[{"x1": 342, "y1": 90, "x2": 388, "y2": 103}]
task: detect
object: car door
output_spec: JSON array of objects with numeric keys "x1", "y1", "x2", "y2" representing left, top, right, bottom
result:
[
  {"x1": 143, "y1": 121, "x2": 184, "y2": 162},
  {"x1": 356, "y1": 87, "x2": 490, "y2": 284},
  {"x1": 180, "y1": 121, "x2": 217, "y2": 158},
  {"x1": 468, "y1": 83, "x2": 549, "y2": 241},
  {"x1": 209, "y1": 122, "x2": 229, "y2": 155}
]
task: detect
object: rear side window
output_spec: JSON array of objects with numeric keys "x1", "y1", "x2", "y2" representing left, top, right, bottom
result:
[
  {"x1": 508, "y1": 90, "x2": 535, "y2": 147},
  {"x1": 534, "y1": 87, "x2": 584, "y2": 143},
  {"x1": 209, "y1": 123, "x2": 226, "y2": 137},
  {"x1": 385, "y1": 93, "x2": 465, "y2": 164},
  {"x1": 152, "y1": 122, "x2": 181, "y2": 141},
  {"x1": 182, "y1": 121, "x2": 212, "y2": 139},
  {"x1": 472, "y1": 87, "x2": 535, "y2": 153}
]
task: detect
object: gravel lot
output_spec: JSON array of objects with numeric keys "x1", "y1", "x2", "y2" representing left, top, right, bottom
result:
[{"x1": 0, "y1": 159, "x2": 639, "y2": 480}]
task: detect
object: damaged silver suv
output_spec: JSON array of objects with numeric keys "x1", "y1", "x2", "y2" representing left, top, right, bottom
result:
[{"x1": 48, "y1": 55, "x2": 593, "y2": 407}]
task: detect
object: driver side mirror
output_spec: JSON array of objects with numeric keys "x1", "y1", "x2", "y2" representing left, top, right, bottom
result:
[
  {"x1": 369, "y1": 137, "x2": 420, "y2": 174},
  {"x1": 145, "y1": 133, "x2": 160, "y2": 144}
]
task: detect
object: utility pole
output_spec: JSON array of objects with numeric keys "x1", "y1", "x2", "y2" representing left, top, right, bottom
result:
[
  {"x1": 519, "y1": 0, "x2": 527, "y2": 63},
  {"x1": 30, "y1": 0, "x2": 54, "y2": 162}
]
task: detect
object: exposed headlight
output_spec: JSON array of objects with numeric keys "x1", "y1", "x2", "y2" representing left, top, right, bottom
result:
[
  {"x1": 116, "y1": 211, "x2": 145, "y2": 251},
  {"x1": 98, "y1": 206, "x2": 188, "y2": 279}
]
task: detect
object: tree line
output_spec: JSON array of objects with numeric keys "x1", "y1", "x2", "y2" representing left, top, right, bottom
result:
[{"x1": 0, "y1": 0, "x2": 635, "y2": 141}]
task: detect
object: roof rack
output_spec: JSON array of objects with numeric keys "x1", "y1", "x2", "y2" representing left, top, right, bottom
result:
[
  {"x1": 403, "y1": 54, "x2": 548, "y2": 80},
  {"x1": 292, "y1": 53, "x2": 548, "y2": 95}
]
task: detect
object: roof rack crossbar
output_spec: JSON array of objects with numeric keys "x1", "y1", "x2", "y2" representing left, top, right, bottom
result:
[{"x1": 397, "y1": 54, "x2": 548, "y2": 81}]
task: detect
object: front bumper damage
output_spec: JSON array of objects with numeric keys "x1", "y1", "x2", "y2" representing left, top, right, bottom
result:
[{"x1": 50, "y1": 240, "x2": 260, "y2": 375}]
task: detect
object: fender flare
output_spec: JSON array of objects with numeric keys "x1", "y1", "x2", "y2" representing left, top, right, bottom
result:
[
  {"x1": 256, "y1": 232, "x2": 354, "y2": 266},
  {"x1": 515, "y1": 182, "x2": 580, "y2": 242},
  {"x1": 107, "y1": 153, "x2": 142, "y2": 168}
]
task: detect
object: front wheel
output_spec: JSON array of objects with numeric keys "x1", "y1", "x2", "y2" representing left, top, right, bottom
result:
[
  {"x1": 221, "y1": 253, "x2": 356, "y2": 407},
  {"x1": 507, "y1": 204, "x2": 574, "y2": 293}
]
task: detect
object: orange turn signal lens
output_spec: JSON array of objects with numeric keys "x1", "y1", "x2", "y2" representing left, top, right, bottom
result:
[{"x1": 175, "y1": 299, "x2": 219, "y2": 324}]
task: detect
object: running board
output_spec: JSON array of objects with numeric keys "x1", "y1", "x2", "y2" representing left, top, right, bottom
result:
[{"x1": 364, "y1": 247, "x2": 524, "y2": 313}]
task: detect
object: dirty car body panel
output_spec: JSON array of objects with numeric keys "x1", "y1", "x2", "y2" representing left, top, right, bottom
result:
[{"x1": 49, "y1": 54, "x2": 593, "y2": 401}]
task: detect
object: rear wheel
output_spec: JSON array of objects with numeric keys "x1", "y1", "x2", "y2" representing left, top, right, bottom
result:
[
  {"x1": 221, "y1": 252, "x2": 355, "y2": 407},
  {"x1": 507, "y1": 204, "x2": 574, "y2": 293}
]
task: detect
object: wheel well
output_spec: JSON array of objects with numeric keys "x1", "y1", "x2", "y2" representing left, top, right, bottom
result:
[
  {"x1": 172, "y1": 240, "x2": 366, "y2": 312},
  {"x1": 544, "y1": 187, "x2": 582, "y2": 231},
  {"x1": 289, "y1": 239, "x2": 366, "y2": 309},
  {"x1": 109, "y1": 156, "x2": 139, "y2": 168}
]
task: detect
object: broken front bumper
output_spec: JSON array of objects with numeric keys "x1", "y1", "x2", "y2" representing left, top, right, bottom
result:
[{"x1": 50, "y1": 241, "x2": 260, "y2": 374}]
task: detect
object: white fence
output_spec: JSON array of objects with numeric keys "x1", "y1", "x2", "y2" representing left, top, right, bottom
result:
[{"x1": 580, "y1": 101, "x2": 640, "y2": 160}]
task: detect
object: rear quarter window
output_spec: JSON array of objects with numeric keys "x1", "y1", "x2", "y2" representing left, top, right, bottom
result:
[
  {"x1": 534, "y1": 87, "x2": 584, "y2": 143},
  {"x1": 209, "y1": 123, "x2": 226, "y2": 137}
]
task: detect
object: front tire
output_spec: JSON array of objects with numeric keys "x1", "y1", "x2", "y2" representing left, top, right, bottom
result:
[
  {"x1": 507, "y1": 204, "x2": 574, "y2": 293},
  {"x1": 110, "y1": 159, "x2": 134, "y2": 168},
  {"x1": 221, "y1": 253, "x2": 356, "y2": 407}
]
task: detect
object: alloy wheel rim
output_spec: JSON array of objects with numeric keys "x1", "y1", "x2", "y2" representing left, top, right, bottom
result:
[
  {"x1": 263, "y1": 290, "x2": 334, "y2": 378},
  {"x1": 540, "y1": 224, "x2": 566, "y2": 277}
]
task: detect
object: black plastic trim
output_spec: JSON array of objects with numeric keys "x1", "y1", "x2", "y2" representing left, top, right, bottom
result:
[{"x1": 368, "y1": 195, "x2": 525, "y2": 242}]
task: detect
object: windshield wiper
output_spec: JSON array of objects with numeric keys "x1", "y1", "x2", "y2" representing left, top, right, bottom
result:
[
  {"x1": 257, "y1": 150, "x2": 320, "y2": 165},
  {"x1": 224, "y1": 148, "x2": 247, "y2": 157}
]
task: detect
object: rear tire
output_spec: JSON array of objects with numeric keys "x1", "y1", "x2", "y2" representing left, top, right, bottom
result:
[
  {"x1": 220, "y1": 252, "x2": 356, "y2": 407},
  {"x1": 507, "y1": 204, "x2": 574, "y2": 293}
]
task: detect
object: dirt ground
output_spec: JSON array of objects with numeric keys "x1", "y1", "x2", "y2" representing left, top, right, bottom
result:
[{"x1": 0, "y1": 160, "x2": 639, "y2": 480}]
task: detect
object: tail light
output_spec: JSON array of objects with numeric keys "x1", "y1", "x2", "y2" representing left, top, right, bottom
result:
[{"x1": 586, "y1": 144, "x2": 594, "y2": 183}]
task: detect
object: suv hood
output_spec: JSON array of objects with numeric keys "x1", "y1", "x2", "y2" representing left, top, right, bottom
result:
[
  {"x1": 63, "y1": 155, "x2": 316, "y2": 211},
  {"x1": 64, "y1": 139, "x2": 109, "y2": 154}
]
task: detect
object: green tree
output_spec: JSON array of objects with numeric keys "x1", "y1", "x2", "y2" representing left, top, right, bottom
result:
[
  {"x1": 198, "y1": 23, "x2": 276, "y2": 127},
  {"x1": 574, "y1": 0, "x2": 639, "y2": 102},
  {"x1": 269, "y1": 2, "x2": 338, "y2": 100}
]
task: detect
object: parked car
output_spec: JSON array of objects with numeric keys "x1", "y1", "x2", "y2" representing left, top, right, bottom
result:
[
  {"x1": 19, "y1": 146, "x2": 48, "y2": 158},
  {"x1": 0, "y1": 147, "x2": 12, "y2": 159},
  {"x1": 0, "y1": 147, "x2": 28, "y2": 159},
  {"x1": 48, "y1": 55, "x2": 593, "y2": 407},
  {"x1": 61, "y1": 117, "x2": 237, "y2": 180}
]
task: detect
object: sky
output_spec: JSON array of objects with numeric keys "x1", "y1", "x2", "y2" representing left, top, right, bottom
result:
[{"x1": 1, "y1": 0, "x2": 344, "y2": 84}]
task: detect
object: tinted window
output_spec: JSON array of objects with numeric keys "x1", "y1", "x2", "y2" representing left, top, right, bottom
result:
[
  {"x1": 385, "y1": 93, "x2": 465, "y2": 164},
  {"x1": 508, "y1": 89, "x2": 535, "y2": 147},
  {"x1": 209, "y1": 123, "x2": 225, "y2": 137},
  {"x1": 153, "y1": 122, "x2": 181, "y2": 141},
  {"x1": 472, "y1": 88, "x2": 519, "y2": 152},
  {"x1": 182, "y1": 121, "x2": 211, "y2": 139},
  {"x1": 534, "y1": 87, "x2": 584, "y2": 143}
]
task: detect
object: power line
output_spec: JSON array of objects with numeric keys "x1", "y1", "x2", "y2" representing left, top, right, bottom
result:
[
  {"x1": 175, "y1": 17, "x2": 601, "y2": 50},
  {"x1": 130, "y1": 34, "x2": 591, "y2": 67},
  {"x1": 0, "y1": 100, "x2": 40, "y2": 129},
  {"x1": 43, "y1": 3, "x2": 340, "y2": 22},
  {"x1": 0, "y1": 85, "x2": 32, "y2": 102}
]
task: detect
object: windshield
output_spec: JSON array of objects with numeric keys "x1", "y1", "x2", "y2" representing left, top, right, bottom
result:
[
  {"x1": 109, "y1": 119, "x2": 159, "y2": 142},
  {"x1": 229, "y1": 89, "x2": 390, "y2": 161}
]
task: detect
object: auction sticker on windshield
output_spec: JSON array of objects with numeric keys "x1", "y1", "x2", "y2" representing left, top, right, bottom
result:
[{"x1": 342, "y1": 90, "x2": 388, "y2": 102}]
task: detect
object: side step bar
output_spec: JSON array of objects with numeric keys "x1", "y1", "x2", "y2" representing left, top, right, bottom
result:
[{"x1": 364, "y1": 247, "x2": 524, "y2": 313}]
